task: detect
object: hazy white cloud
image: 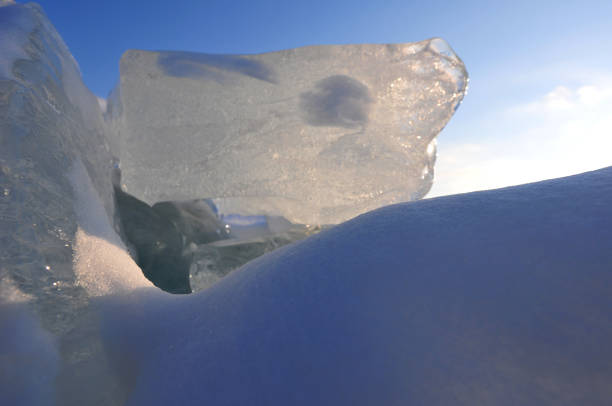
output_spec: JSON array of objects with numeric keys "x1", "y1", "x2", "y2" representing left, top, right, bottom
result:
[
  {"x1": 428, "y1": 77, "x2": 612, "y2": 198},
  {"x1": 515, "y1": 83, "x2": 612, "y2": 114}
]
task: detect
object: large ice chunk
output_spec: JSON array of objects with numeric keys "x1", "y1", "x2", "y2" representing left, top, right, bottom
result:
[
  {"x1": 110, "y1": 40, "x2": 467, "y2": 224},
  {"x1": 0, "y1": 3, "x2": 147, "y2": 404},
  {"x1": 0, "y1": 0, "x2": 35, "y2": 80}
]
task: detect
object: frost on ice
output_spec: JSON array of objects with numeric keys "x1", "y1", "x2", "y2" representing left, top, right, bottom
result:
[{"x1": 109, "y1": 40, "x2": 467, "y2": 224}]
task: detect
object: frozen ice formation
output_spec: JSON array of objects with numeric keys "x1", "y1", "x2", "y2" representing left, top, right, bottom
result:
[
  {"x1": 3, "y1": 2, "x2": 612, "y2": 406},
  {"x1": 108, "y1": 39, "x2": 468, "y2": 224},
  {"x1": 1, "y1": 3, "x2": 149, "y2": 404},
  {"x1": 0, "y1": 3, "x2": 468, "y2": 402},
  {"x1": 0, "y1": 0, "x2": 34, "y2": 80}
]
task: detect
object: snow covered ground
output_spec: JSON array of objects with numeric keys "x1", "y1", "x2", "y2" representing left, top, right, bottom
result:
[
  {"x1": 98, "y1": 166, "x2": 612, "y2": 405},
  {"x1": 2, "y1": 2, "x2": 612, "y2": 405}
]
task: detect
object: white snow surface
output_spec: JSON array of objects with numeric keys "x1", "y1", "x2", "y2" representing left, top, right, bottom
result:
[
  {"x1": 98, "y1": 167, "x2": 612, "y2": 405},
  {"x1": 69, "y1": 159, "x2": 152, "y2": 296}
]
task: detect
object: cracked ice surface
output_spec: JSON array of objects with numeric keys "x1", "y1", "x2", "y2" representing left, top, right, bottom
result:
[{"x1": 109, "y1": 40, "x2": 467, "y2": 224}]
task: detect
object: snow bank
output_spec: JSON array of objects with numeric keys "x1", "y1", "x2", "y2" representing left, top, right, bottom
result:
[
  {"x1": 0, "y1": 277, "x2": 59, "y2": 406},
  {"x1": 101, "y1": 166, "x2": 612, "y2": 405}
]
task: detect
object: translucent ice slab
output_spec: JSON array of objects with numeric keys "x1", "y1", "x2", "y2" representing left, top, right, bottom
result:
[
  {"x1": 1, "y1": 3, "x2": 137, "y2": 403},
  {"x1": 110, "y1": 40, "x2": 467, "y2": 224}
]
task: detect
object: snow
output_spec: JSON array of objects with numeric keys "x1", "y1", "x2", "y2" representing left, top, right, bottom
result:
[
  {"x1": 0, "y1": 299, "x2": 59, "y2": 406},
  {"x1": 2, "y1": 2, "x2": 612, "y2": 405},
  {"x1": 0, "y1": 275, "x2": 59, "y2": 406},
  {"x1": 69, "y1": 159, "x2": 152, "y2": 296},
  {"x1": 98, "y1": 166, "x2": 612, "y2": 405}
]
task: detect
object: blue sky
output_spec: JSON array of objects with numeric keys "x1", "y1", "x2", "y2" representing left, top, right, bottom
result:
[{"x1": 31, "y1": 0, "x2": 612, "y2": 195}]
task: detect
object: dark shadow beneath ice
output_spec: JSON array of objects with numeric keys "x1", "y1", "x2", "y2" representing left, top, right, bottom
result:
[
  {"x1": 113, "y1": 187, "x2": 328, "y2": 294},
  {"x1": 114, "y1": 187, "x2": 203, "y2": 294}
]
